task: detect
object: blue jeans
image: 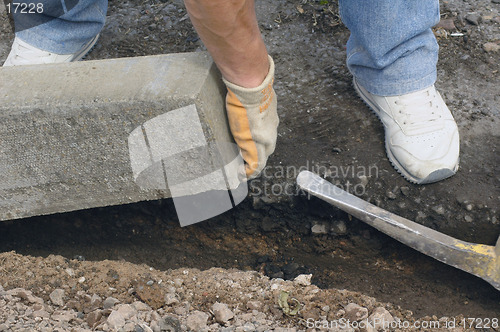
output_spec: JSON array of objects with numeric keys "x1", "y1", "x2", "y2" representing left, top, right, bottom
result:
[
  {"x1": 13, "y1": 0, "x2": 439, "y2": 96},
  {"x1": 338, "y1": 0, "x2": 440, "y2": 95},
  {"x1": 14, "y1": 0, "x2": 107, "y2": 54}
]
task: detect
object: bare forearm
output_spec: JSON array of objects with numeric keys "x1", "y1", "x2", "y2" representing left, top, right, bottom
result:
[{"x1": 184, "y1": 0, "x2": 269, "y2": 88}]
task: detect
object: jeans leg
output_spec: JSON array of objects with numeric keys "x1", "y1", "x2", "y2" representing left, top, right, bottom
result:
[
  {"x1": 338, "y1": 0, "x2": 440, "y2": 96},
  {"x1": 13, "y1": 0, "x2": 107, "y2": 54}
]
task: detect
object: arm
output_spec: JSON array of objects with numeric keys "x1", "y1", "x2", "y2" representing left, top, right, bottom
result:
[
  {"x1": 183, "y1": 0, "x2": 269, "y2": 88},
  {"x1": 184, "y1": 0, "x2": 279, "y2": 179}
]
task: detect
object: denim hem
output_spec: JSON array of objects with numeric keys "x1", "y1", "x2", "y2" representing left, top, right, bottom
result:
[
  {"x1": 353, "y1": 69, "x2": 437, "y2": 96},
  {"x1": 15, "y1": 29, "x2": 97, "y2": 54}
]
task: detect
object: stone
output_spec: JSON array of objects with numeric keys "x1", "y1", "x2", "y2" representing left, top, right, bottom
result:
[
  {"x1": 465, "y1": 13, "x2": 482, "y2": 25},
  {"x1": 0, "y1": 52, "x2": 232, "y2": 223},
  {"x1": 330, "y1": 220, "x2": 347, "y2": 235},
  {"x1": 107, "y1": 310, "x2": 126, "y2": 330},
  {"x1": 7, "y1": 288, "x2": 43, "y2": 304},
  {"x1": 86, "y1": 310, "x2": 103, "y2": 328},
  {"x1": 49, "y1": 289, "x2": 65, "y2": 306},
  {"x1": 293, "y1": 274, "x2": 312, "y2": 286},
  {"x1": 433, "y1": 205, "x2": 445, "y2": 215},
  {"x1": 52, "y1": 310, "x2": 76, "y2": 322},
  {"x1": 32, "y1": 310, "x2": 51, "y2": 319},
  {"x1": 246, "y1": 301, "x2": 262, "y2": 310},
  {"x1": 400, "y1": 186, "x2": 410, "y2": 196},
  {"x1": 483, "y1": 42, "x2": 500, "y2": 52},
  {"x1": 386, "y1": 191, "x2": 397, "y2": 200},
  {"x1": 311, "y1": 222, "x2": 328, "y2": 234},
  {"x1": 164, "y1": 293, "x2": 179, "y2": 306},
  {"x1": 368, "y1": 307, "x2": 394, "y2": 330},
  {"x1": 90, "y1": 294, "x2": 102, "y2": 309},
  {"x1": 436, "y1": 18, "x2": 456, "y2": 30},
  {"x1": 103, "y1": 297, "x2": 120, "y2": 309},
  {"x1": 212, "y1": 302, "x2": 234, "y2": 324},
  {"x1": 159, "y1": 315, "x2": 182, "y2": 332},
  {"x1": 132, "y1": 301, "x2": 151, "y2": 311},
  {"x1": 117, "y1": 304, "x2": 137, "y2": 320},
  {"x1": 345, "y1": 303, "x2": 369, "y2": 322},
  {"x1": 186, "y1": 310, "x2": 209, "y2": 331}
]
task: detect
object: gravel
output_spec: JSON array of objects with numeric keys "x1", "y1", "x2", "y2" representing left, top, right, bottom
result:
[{"x1": 0, "y1": 252, "x2": 477, "y2": 331}]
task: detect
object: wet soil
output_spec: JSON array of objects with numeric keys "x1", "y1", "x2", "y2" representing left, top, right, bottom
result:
[{"x1": 0, "y1": 0, "x2": 499, "y2": 323}]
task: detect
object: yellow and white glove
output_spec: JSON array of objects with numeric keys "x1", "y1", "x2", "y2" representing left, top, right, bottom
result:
[{"x1": 223, "y1": 56, "x2": 279, "y2": 180}]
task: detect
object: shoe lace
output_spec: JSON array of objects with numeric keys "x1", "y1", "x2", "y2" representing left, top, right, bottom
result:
[{"x1": 394, "y1": 88, "x2": 442, "y2": 132}]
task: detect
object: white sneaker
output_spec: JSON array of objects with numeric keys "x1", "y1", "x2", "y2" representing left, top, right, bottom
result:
[
  {"x1": 353, "y1": 79, "x2": 459, "y2": 184},
  {"x1": 3, "y1": 35, "x2": 99, "y2": 66}
]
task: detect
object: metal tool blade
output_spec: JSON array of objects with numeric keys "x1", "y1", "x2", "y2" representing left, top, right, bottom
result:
[{"x1": 297, "y1": 170, "x2": 500, "y2": 291}]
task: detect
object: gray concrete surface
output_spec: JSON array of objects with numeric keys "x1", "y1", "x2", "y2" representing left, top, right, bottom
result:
[{"x1": 0, "y1": 52, "x2": 237, "y2": 221}]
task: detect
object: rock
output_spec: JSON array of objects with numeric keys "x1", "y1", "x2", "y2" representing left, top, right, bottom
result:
[
  {"x1": 400, "y1": 186, "x2": 410, "y2": 197},
  {"x1": 345, "y1": 303, "x2": 368, "y2": 322},
  {"x1": 246, "y1": 301, "x2": 262, "y2": 310},
  {"x1": 212, "y1": 302, "x2": 234, "y2": 324},
  {"x1": 436, "y1": 18, "x2": 456, "y2": 30},
  {"x1": 483, "y1": 42, "x2": 500, "y2": 52},
  {"x1": 117, "y1": 304, "x2": 137, "y2": 320},
  {"x1": 124, "y1": 322, "x2": 137, "y2": 332},
  {"x1": 386, "y1": 191, "x2": 397, "y2": 200},
  {"x1": 32, "y1": 310, "x2": 51, "y2": 319},
  {"x1": 86, "y1": 310, "x2": 103, "y2": 328},
  {"x1": 464, "y1": 215, "x2": 473, "y2": 223},
  {"x1": 293, "y1": 274, "x2": 312, "y2": 286},
  {"x1": 52, "y1": 310, "x2": 76, "y2": 322},
  {"x1": 164, "y1": 293, "x2": 179, "y2": 306},
  {"x1": 330, "y1": 220, "x2": 347, "y2": 235},
  {"x1": 465, "y1": 13, "x2": 482, "y2": 25},
  {"x1": 107, "y1": 310, "x2": 126, "y2": 330},
  {"x1": 311, "y1": 222, "x2": 328, "y2": 234},
  {"x1": 103, "y1": 297, "x2": 120, "y2": 309},
  {"x1": 186, "y1": 311, "x2": 209, "y2": 331},
  {"x1": 368, "y1": 307, "x2": 394, "y2": 330},
  {"x1": 65, "y1": 268, "x2": 75, "y2": 277},
  {"x1": 282, "y1": 262, "x2": 300, "y2": 277},
  {"x1": 7, "y1": 288, "x2": 43, "y2": 304},
  {"x1": 132, "y1": 301, "x2": 151, "y2": 311},
  {"x1": 433, "y1": 205, "x2": 445, "y2": 215},
  {"x1": 159, "y1": 315, "x2": 182, "y2": 332},
  {"x1": 49, "y1": 289, "x2": 65, "y2": 306},
  {"x1": 90, "y1": 294, "x2": 102, "y2": 310},
  {"x1": 358, "y1": 175, "x2": 369, "y2": 187}
]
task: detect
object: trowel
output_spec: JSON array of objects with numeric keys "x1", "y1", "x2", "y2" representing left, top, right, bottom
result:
[{"x1": 296, "y1": 170, "x2": 500, "y2": 291}]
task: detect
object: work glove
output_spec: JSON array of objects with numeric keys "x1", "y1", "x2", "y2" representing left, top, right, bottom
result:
[{"x1": 223, "y1": 55, "x2": 279, "y2": 180}]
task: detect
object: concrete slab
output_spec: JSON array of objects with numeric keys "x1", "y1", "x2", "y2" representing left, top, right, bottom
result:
[{"x1": 0, "y1": 52, "x2": 238, "y2": 221}]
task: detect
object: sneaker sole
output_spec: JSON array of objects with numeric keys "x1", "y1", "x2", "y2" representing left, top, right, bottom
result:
[
  {"x1": 69, "y1": 34, "x2": 100, "y2": 62},
  {"x1": 352, "y1": 78, "x2": 458, "y2": 185}
]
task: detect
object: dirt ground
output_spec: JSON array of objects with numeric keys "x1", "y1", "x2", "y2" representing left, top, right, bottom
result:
[{"x1": 0, "y1": 0, "x2": 499, "y2": 329}]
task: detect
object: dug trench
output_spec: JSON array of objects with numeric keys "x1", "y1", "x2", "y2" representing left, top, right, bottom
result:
[
  {"x1": 0, "y1": 189, "x2": 499, "y2": 319},
  {"x1": 1, "y1": 0, "x2": 499, "y2": 323}
]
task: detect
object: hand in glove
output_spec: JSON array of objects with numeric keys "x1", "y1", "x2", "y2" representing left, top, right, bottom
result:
[{"x1": 223, "y1": 55, "x2": 279, "y2": 180}]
